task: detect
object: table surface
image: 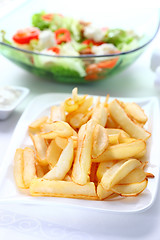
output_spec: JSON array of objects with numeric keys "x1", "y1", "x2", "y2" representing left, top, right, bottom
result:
[{"x1": 1, "y1": 12, "x2": 160, "y2": 240}]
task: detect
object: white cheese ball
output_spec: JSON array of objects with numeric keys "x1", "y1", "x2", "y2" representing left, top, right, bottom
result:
[
  {"x1": 38, "y1": 30, "x2": 56, "y2": 49},
  {"x1": 92, "y1": 43, "x2": 118, "y2": 55},
  {"x1": 83, "y1": 24, "x2": 105, "y2": 42}
]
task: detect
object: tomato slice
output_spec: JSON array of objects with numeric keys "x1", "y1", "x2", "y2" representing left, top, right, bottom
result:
[
  {"x1": 54, "y1": 28, "x2": 71, "y2": 44},
  {"x1": 42, "y1": 13, "x2": 54, "y2": 21},
  {"x1": 79, "y1": 47, "x2": 93, "y2": 55},
  {"x1": 97, "y1": 58, "x2": 119, "y2": 69},
  {"x1": 42, "y1": 13, "x2": 63, "y2": 21},
  {"x1": 48, "y1": 46, "x2": 60, "y2": 54},
  {"x1": 85, "y1": 73, "x2": 99, "y2": 81},
  {"x1": 86, "y1": 63, "x2": 101, "y2": 74},
  {"x1": 82, "y1": 39, "x2": 104, "y2": 46},
  {"x1": 13, "y1": 27, "x2": 40, "y2": 44}
]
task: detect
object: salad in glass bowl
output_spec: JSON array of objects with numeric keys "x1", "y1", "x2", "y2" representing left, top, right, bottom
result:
[{"x1": 0, "y1": 9, "x2": 159, "y2": 83}]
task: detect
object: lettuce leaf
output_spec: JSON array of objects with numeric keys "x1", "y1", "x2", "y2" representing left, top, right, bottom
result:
[
  {"x1": 32, "y1": 12, "x2": 83, "y2": 42},
  {"x1": 32, "y1": 11, "x2": 50, "y2": 30},
  {"x1": 0, "y1": 30, "x2": 12, "y2": 45},
  {"x1": 71, "y1": 41, "x2": 87, "y2": 52},
  {"x1": 33, "y1": 54, "x2": 86, "y2": 77},
  {"x1": 49, "y1": 14, "x2": 82, "y2": 41},
  {"x1": 104, "y1": 29, "x2": 139, "y2": 50}
]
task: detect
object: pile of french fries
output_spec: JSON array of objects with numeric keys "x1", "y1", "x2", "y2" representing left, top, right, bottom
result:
[{"x1": 14, "y1": 88, "x2": 154, "y2": 201}]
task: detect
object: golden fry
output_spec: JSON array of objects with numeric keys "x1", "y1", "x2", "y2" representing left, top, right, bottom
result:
[
  {"x1": 28, "y1": 116, "x2": 48, "y2": 133},
  {"x1": 50, "y1": 104, "x2": 66, "y2": 122},
  {"x1": 14, "y1": 148, "x2": 25, "y2": 189},
  {"x1": 14, "y1": 147, "x2": 36, "y2": 189},
  {"x1": 101, "y1": 159, "x2": 141, "y2": 190},
  {"x1": 40, "y1": 121, "x2": 74, "y2": 138},
  {"x1": 30, "y1": 133, "x2": 48, "y2": 165},
  {"x1": 92, "y1": 124, "x2": 109, "y2": 159},
  {"x1": 30, "y1": 178, "x2": 97, "y2": 200},
  {"x1": 111, "y1": 179, "x2": 148, "y2": 196},
  {"x1": 124, "y1": 102, "x2": 148, "y2": 124},
  {"x1": 72, "y1": 120, "x2": 96, "y2": 185},
  {"x1": 46, "y1": 139, "x2": 62, "y2": 167},
  {"x1": 91, "y1": 103, "x2": 108, "y2": 127},
  {"x1": 97, "y1": 183, "x2": 113, "y2": 200},
  {"x1": 44, "y1": 138, "x2": 74, "y2": 180},
  {"x1": 23, "y1": 147, "x2": 36, "y2": 188},
  {"x1": 109, "y1": 99, "x2": 151, "y2": 140},
  {"x1": 92, "y1": 140, "x2": 146, "y2": 162}
]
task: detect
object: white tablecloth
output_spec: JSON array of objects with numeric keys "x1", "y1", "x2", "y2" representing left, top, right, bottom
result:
[{"x1": 0, "y1": 23, "x2": 160, "y2": 240}]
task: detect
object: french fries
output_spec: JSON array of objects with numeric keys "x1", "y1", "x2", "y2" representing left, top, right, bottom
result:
[
  {"x1": 44, "y1": 138, "x2": 74, "y2": 180},
  {"x1": 92, "y1": 140, "x2": 146, "y2": 162},
  {"x1": 124, "y1": 102, "x2": 148, "y2": 124},
  {"x1": 30, "y1": 178, "x2": 97, "y2": 200},
  {"x1": 108, "y1": 99, "x2": 151, "y2": 140},
  {"x1": 14, "y1": 148, "x2": 25, "y2": 188},
  {"x1": 92, "y1": 124, "x2": 109, "y2": 158},
  {"x1": 30, "y1": 133, "x2": 48, "y2": 165},
  {"x1": 91, "y1": 102, "x2": 108, "y2": 127},
  {"x1": 13, "y1": 88, "x2": 153, "y2": 201},
  {"x1": 46, "y1": 139, "x2": 62, "y2": 167},
  {"x1": 72, "y1": 119, "x2": 96, "y2": 185},
  {"x1": 50, "y1": 104, "x2": 66, "y2": 122},
  {"x1": 100, "y1": 159, "x2": 141, "y2": 190},
  {"x1": 111, "y1": 179, "x2": 148, "y2": 196},
  {"x1": 28, "y1": 116, "x2": 48, "y2": 133},
  {"x1": 97, "y1": 184, "x2": 114, "y2": 200},
  {"x1": 40, "y1": 121, "x2": 74, "y2": 139},
  {"x1": 14, "y1": 147, "x2": 36, "y2": 189},
  {"x1": 23, "y1": 147, "x2": 36, "y2": 188}
]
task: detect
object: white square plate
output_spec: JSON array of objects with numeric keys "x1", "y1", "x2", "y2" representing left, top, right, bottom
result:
[{"x1": 0, "y1": 93, "x2": 159, "y2": 213}]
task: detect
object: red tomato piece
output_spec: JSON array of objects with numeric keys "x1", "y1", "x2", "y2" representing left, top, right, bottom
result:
[
  {"x1": 42, "y1": 13, "x2": 63, "y2": 21},
  {"x1": 48, "y1": 46, "x2": 60, "y2": 54},
  {"x1": 85, "y1": 73, "x2": 100, "y2": 81},
  {"x1": 42, "y1": 13, "x2": 54, "y2": 21},
  {"x1": 13, "y1": 27, "x2": 40, "y2": 44},
  {"x1": 86, "y1": 63, "x2": 101, "y2": 74},
  {"x1": 79, "y1": 47, "x2": 93, "y2": 55},
  {"x1": 82, "y1": 39, "x2": 104, "y2": 46},
  {"x1": 54, "y1": 28, "x2": 71, "y2": 44},
  {"x1": 97, "y1": 58, "x2": 119, "y2": 69}
]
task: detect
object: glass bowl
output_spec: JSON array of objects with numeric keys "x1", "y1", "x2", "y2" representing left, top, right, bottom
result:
[{"x1": 0, "y1": 2, "x2": 159, "y2": 83}]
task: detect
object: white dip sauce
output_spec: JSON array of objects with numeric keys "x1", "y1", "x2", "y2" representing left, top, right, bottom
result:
[{"x1": 0, "y1": 86, "x2": 22, "y2": 109}]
